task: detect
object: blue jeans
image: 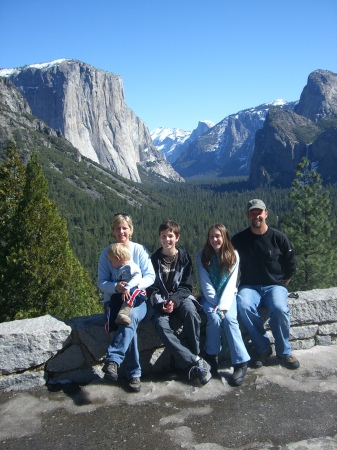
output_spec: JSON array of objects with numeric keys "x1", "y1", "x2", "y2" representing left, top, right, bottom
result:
[
  {"x1": 201, "y1": 296, "x2": 250, "y2": 365},
  {"x1": 105, "y1": 296, "x2": 147, "y2": 378},
  {"x1": 236, "y1": 285, "x2": 291, "y2": 357}
]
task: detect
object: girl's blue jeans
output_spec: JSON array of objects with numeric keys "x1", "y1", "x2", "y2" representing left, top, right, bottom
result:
[{"x1": 201, "y1": 295, "x2": 250, "y2": 365}]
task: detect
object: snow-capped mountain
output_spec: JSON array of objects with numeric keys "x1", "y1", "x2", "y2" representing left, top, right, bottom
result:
[
  {"x1": 151, "y1": 120, "x2": 215, "y2": 164},
  {"x1": 172, "y1": 100, "x2": 296, "y2": 178}
]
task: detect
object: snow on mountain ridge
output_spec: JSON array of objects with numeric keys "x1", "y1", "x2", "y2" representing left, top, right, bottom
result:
[
  {"x1": 151, "y1": 120, "x2": 214, "y2": 164},
  {"x1": 0, "y1": 59, "x2": 68, "y2": 77}
]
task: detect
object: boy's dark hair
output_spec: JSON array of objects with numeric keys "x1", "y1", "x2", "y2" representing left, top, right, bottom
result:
[{"x1": 158, "y1": 220, "x2": 180, "y2": 237}]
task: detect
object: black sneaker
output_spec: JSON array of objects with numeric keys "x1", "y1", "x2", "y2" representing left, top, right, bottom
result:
[
  {"x1": 204, "y1": 352, "x2": 218, "y2": 376},
  {"x1": 102, "y1": 361, "x2": 118, "y2": 381},
  {"x1": 277, "y1": 354, "x2": 300, "y2": 370},
  {"x1": 231, "y1": 363, "x2": 248, "y2": 386},
  {"x1": 251, "y1": 346, "x2": 273, "y2": 368},
  {"x1": 189, "y1": 358, "x2": 212, "y2": 385},
  {"x1": 128, "y1": 377, "x2": 141, "y2": 392}
]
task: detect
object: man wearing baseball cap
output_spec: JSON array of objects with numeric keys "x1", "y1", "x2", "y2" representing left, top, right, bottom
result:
[{"x1": 231, "y1": 199, "x2": 299, "y2": 370}]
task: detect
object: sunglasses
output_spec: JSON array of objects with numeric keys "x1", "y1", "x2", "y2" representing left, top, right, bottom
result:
[{"x1": 113, "y1": 212, "x2": 130, "y2": 218}]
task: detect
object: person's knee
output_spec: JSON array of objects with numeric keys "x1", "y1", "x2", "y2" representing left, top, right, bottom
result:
[
  {"x1": 237, "y1": 293, "x2": 252, "y2": 312},
  {"x1": 223, "y1": 311, "x2": 238, "y2": 327},
  {"x1": 207, "y1": 312, "x2": 221, "y2": 327},
  {"x1": 268, "y1": 293, "x2": 289, "y2": 316},
  {"x1": 238, "y1": 287, "x2": 261, "y2": 310}
]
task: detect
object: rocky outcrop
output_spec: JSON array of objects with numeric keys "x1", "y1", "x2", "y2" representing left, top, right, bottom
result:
[
  {"x1": 0, "y1": 77, "x2": 60, "y2": 148},
  {"x1": 310, "y1": 125, "x2": 337, "y2": 183},
  {"x1": 294, "y1": 70, "x2": 337, "y2": 121},
  {"x1": 249, "y1": 108, "x2": 321, "y2": 187},
  {"x1": 1, "y1": 287, "x2": 336, "y2": 392},
  {"x1": 249, "y1": 70, "x2": 337, "y2": 188},
  {"x1": 1, "y1": 60, "x2": 183, "y2": 183}
]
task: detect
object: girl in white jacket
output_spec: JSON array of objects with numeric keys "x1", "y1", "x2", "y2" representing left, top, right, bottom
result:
[{"x1": 197, "y1": 224, "x2": 250, "y2": 386}]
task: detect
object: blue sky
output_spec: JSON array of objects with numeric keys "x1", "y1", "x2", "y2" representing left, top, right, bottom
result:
[{"x1": 1, "y1": 0, "x2": 336, "y2": 132}]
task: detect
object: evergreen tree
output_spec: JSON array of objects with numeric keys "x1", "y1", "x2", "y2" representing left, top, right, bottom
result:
[
  {"x1": 281, "y1": 157, "x2": 335, "y2": 291},
  {"x1": 3, "y1": 151, "x2": 100, "y2": 321},
  {"x1": 0, "y1": 142, "x2": 26, "y2": 320}
]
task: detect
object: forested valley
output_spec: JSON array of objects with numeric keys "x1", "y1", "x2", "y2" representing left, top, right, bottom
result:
[{"x1": 1, "y1": 138, "x2": 337, "y2": 321}]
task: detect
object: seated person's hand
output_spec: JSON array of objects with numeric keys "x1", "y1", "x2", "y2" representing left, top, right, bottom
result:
[
  {"x1": 121, "y1": 289, "x2": 131, "y2": 302},
  {"x1": 116, "y1": 281, "x2": 127, "y2": 292},
  {"x1": 162, "y1": 300, "x2": 176, "y2": 314}
]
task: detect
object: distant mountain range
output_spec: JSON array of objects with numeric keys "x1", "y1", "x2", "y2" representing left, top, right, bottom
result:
[
  {"x1": 151, "y1": 100, "x2": 295, "y2": 178},
  {"x1": 151, "y1": 120, "x2": 215, "y2": 164},
  {"x1": 152, "y1": 70, "x2": 337, "y2": 187},
  {"x1": 1, "y1": 60, "x2": 336, "y2": 189}
]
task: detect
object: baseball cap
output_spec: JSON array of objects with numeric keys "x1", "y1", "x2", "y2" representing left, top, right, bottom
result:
[{"x1": 247, "y1": 199, "x2": 267, "y2": 211}]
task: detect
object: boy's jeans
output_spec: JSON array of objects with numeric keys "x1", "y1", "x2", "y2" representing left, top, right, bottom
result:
[
  {"x1": 201, "y1": 295, "x2": 250, "y2": 365},
  {"x1": 106, "y1": 296, "x2": 146, "y2": 379},
  {"x1": 236, "y1": 285, "x2": 291, "y2": 358}
]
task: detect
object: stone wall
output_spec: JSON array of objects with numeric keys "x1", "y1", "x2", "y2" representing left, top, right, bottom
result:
[{"x1": 1, "y1": 288, "x2": 336, "y2": 392}]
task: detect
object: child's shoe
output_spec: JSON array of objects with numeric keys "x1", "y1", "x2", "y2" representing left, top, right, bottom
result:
[
  {"x1": 115, "y1": 312, "x2": 131, "y2": 325},
  {"x1": 115, "y1": 304, "x2": 132, "y2": 325}
]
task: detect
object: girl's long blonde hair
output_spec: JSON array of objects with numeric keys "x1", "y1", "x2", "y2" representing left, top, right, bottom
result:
[{"x1": 201, "y1": 224, "x2": 236, "y2": 274}]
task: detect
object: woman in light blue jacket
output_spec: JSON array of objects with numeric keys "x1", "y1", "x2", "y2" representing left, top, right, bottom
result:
[
  {"x1": 98, "y1": 213, "x2": 155, "y2": 392},
  {"x1": 197, "y1": 224, "x2": 250, "y2": 386}
]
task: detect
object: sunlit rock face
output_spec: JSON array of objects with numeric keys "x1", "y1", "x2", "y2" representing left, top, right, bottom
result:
[{"x1": 2, "y1": 59, "x2": 183, "y2": 183}]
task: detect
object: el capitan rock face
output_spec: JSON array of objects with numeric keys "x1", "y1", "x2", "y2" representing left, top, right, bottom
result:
[{"x1": 3, "y1": 59, "x2": 183, "y2": 183}]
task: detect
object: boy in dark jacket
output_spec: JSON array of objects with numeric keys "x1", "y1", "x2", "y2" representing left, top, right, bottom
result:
[{"x1": 147, "y1": 220, "x2": 211, "y2": 385}]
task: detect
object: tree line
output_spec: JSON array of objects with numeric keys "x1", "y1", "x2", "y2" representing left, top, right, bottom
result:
[{"x1": 0, "y1": 141, "x2": 336, "y2": 322}]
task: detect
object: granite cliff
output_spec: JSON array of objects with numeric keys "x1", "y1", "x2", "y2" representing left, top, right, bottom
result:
[
  {"x1": 172, "y1": 100, "x2": 295, "y2": 178},
  {"x1": 249, "y1": 70, "x2": 337, "y2": 188},
  {"x1": 1, "y1": 59, "x2": 183, "y2": 183}
]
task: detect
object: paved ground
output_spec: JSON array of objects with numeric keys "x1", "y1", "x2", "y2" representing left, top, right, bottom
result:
[{"x1": 0, "y1": 346, "x2": 337, "y2": 450}]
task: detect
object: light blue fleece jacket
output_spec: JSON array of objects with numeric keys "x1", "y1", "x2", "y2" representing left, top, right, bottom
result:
[
  {"x1": 196, "y1": 249, "x2": 239, "y2": 311},
  {"x1": 98, "y1": 241, "x2": 155, "y2": 303},
  {"x1": 109, "y1": 261, "x2": 142, "y2": 289}
]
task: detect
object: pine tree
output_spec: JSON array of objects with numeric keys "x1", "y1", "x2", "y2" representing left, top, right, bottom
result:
[
  {"x1": 282, "y1": 157, "x2": 335, "y2": 291},
  {"x1": 0, "y1": 142, "x2": 26, "y2": 321},
  {"x1": 3, "y1": 151, "x2": 100, "y2": 321}
]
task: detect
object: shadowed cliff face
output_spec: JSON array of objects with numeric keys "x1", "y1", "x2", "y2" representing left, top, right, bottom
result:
[
  {"x1": 5, "y1": 59, "x2": 183, "y2": 183},
  {"x1": 249, "y1": 70, "x2": 337, "y2": 188}
]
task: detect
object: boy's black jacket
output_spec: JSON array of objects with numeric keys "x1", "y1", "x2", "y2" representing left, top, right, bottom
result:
[{"x1": 147, "y1": 247, "x2": 196, "y2": 313}]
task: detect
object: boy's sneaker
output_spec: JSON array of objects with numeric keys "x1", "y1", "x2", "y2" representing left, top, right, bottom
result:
[
  {"x1": 277, "y1": 354, "x2": 300, "y2": 370},
  {"x1": 231, "y1": 363, "x2": 248, "y2": 386},
  {"x1": 189, "y1": 358, "x2": 212, "y2": 385},
  {"x1": 204, "y1": 352, "x2": 218, "y2": 376},
  {"x1": 128, "y1": 377, "x2": 141, "y2": 392},
  {"x1": 251, "y1": 346, "x2": 273, "y2": 368},
  {"x1": 102, "y1": 361, "x2": 118, "y2": 381},
  {"x1": 115, "y1": 313, "x2": 131, "y2": 326}
]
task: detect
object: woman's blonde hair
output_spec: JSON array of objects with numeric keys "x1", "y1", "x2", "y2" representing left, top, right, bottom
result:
[
  {"x1": 201, "y1": 224, "x2": 236, "y2": 274},
  {"x1": 112, "y1": 213, "x2": 134, "y2": 238},
  {"x1": 107, "y1": 243, "x2": 131, "y2": 261}
]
